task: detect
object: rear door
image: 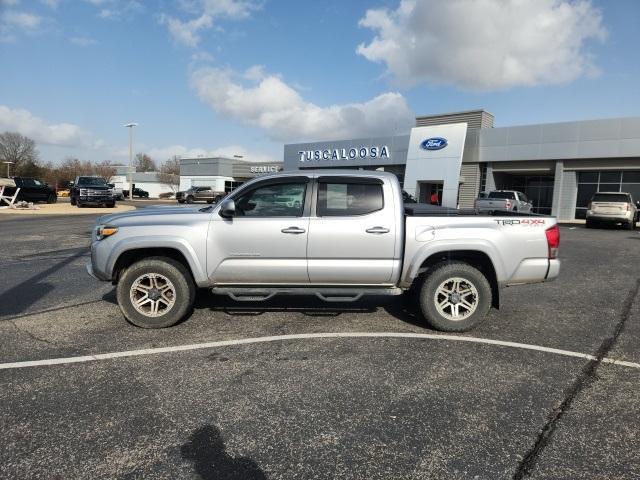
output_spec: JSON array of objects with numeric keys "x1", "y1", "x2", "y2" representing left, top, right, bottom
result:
[
  {"x1": 307, "y1": 176, "x2": 398, "y2": 285},
  {"x1": 591, "y1": 193, "x2": 630, "y2": 215},
  {"x1": 208, "y1": 176, "x2": 311, "y2": 284}
]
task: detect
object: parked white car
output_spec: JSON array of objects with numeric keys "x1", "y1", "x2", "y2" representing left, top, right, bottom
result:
[{"x1": 586, "y1": 192, "x2": 639, "y2": 230}]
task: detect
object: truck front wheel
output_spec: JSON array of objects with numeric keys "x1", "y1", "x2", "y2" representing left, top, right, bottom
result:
[
  {"x1": 116, "y1": 257, "x2": 195, "y2": 328},
  {"x1": 419, "y1": 262, "x2": 492, "y2": 332}
]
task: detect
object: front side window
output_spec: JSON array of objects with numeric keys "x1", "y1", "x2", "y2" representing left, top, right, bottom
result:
[
  {"x1": 317, "y1": 183, "x2": 383, "y2": 216},
  {"x1": 234, "y1": 182, "x2": 306, "y2": 217}
]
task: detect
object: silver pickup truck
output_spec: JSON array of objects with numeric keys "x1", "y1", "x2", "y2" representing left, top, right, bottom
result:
[
  {"x1": 87, "y1": 170, "x2": 560, "y2": 332},
  {"x1": 475, "y1": 190, "x2": 533, "y2": 213}
]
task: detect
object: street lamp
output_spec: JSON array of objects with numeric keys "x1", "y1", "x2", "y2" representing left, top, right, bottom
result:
[
  {"x1": 123, "y1": 123, "x2": 138, "y2": 200},
  {"x1": 2, "y1": 161, "x2": 14, "y2": 178}
]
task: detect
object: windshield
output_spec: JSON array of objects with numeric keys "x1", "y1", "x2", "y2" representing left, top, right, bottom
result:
[{"x1": 79, "y1": 177, "x2": 107, "y2": 186}]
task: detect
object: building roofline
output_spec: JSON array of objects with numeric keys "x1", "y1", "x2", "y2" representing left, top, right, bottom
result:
[{"x1": 415, "y1": 109, "x2": 494, "y2": 119}]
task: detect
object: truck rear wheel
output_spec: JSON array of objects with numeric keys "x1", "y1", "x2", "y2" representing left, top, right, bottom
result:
[
  {"x1": 419, "y1": 262, "x2": 492, "y2": 332},
  {"x1": 116, "y1": 256, "x2": 195, "y2": 328}
]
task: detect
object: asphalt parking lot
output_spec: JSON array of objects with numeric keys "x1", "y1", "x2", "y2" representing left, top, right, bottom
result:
[{"x1": 1, "y1": 212, "x2": 639, "y2": 479}]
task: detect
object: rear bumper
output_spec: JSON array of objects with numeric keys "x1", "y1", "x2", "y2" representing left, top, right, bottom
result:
[
  {"x1": 546, "y1": 259, "x2": 560, "y2": 281},
  {"x1": 586, "y1": 211, "x2": 632, "y2": 223},
  {"x1": 505, "y1": 258, "x2": 560, "y2": 285}
]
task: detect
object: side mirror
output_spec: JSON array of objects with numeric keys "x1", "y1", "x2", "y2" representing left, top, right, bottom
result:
[{"x1": 219, "y1": 199, "x2": 236, "y2": 218}]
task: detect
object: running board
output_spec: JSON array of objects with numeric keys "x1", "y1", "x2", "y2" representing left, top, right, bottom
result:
[{"x1": 211, "y1": 286, "x2": 403, "y2": 303}]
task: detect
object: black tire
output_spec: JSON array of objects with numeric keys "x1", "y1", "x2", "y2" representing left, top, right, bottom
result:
[
  {"x1": 624, "y1": 220, "x2": 633, "y2": 231},
  {"x1": 70, "y1": 196, "x2": 77, "y2": 206},
  {"x1": 585, "y1": 219, "x2": 593, "y2": 229},
  {"x1": 418, "y1": 262, "x2": 492, "y2": 332},
  {"x1": 178, "y1": 200, "x2": 185, "y2": 204},
  {"x1": 186, "y1": 196, "x2": 194, "y2": 204},
  {"x1": 47, "y1": 193, "x2": 57, "y2": 204},
  {"x1": 207, "y1": 200, "x2": 214, "y2": 204},
  {"x1": 77, "y1": 201, "x2": 85, "y2": 208},
  {"x1": 107, "y1": 202, "x2": 116, "y2": 208},
  {"x1": 116, "y1": 256, "x2": 196, "y2": 328}
]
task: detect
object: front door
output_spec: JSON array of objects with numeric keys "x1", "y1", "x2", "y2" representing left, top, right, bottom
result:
[
  {"x1": 307, "y1": 176, "x2": 399, "y2": 285},
  {"x1": 207, "y1": 177, "x2": 311, "y2": 284}
]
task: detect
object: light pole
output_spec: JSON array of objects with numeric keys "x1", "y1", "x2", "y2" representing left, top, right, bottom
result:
[
  {"x1": 2, "y1": 161, "x2": 14, "y2": 178},
  {"x1": 123, "y1": 122, "x2": 138, "y2": 200}
]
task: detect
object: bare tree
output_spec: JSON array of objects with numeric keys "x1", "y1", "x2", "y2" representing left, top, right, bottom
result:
[
  {"x1": 0, "y1": 132, "x2": 39, "y2": 175},
  {"x1": 56, "y1": 157, "x2": 94, "y2": 184},
  {"x1": 135, "y1": 153, "x2": 157, "y2": 172},
  {"x1": 93, "y1": 160, "x2": 117, "y2": 182},
  {"x1": 158, "y1": 156, "x2": 180, "y2": 192}
]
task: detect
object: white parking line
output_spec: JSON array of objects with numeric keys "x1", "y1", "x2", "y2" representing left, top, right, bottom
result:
[{"x1": 0, "y1": 332, "x2": 639, "y2": 370}]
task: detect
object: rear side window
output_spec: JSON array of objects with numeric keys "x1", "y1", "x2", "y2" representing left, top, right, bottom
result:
[
  {"x1": 592, "y1": 193, "x2": 630, "y2": 203},
  {"x1": 488, "y1": 191, "x2": 515, "y2": 199},
  {"x1": 317, "y1": 183, "x2": 383, "y2": 216}
]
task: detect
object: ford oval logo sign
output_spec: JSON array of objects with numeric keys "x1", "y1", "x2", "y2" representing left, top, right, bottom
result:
[{"x1": 420, "y1": 137, "x2": 448, "y2": 150}]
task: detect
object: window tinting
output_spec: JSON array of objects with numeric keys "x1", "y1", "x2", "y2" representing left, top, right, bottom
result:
[
  {"x1": 592, "y1": 193, "x2": 630, "y2": 203},
  {"x1": 488, "y1": 191, "x2": 516, "y2": 199},
  {"x1": 317, "y1": 183, "x2": 383, "y2": 216},
  {"x1": 234, "y1": 182, "x2": 306, "y2": 217}
]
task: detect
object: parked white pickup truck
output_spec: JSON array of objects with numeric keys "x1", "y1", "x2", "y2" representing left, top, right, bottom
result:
[
  {"x1": 475, "y1": 190, "x2": 533, "y2": 213},
  {"x1": 87, "y1": 171, "x2": 560, "y2": 332}
]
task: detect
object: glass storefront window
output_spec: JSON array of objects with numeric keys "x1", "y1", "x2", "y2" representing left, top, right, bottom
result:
[
  {"x1": 578, "y1": 172, "x2": 598, "y2": 183},
  {"x1": 575, "y1": 170, "x2": 640, "y2": 218},
  {"x1": 599, "y1": 171, "x2": 622, "y2": 183},
  {"x1": 623, "y1": 171, "x2": 640, "y2": 183}
]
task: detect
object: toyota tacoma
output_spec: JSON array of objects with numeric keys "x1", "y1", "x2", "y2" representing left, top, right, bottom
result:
[{"x1": 87, "y1": 171, "x2": 560, "y2": 331}]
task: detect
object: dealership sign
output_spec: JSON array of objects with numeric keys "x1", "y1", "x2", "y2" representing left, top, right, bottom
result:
[
  {"x1": 420, "y1": 137, "x2": 448, "y2": 151},
  {"x1": 250, "y1": 165, "x2": 280, "y2": 173},
  {"x1": 298, "y1": 145, "x2": 390, "y2": 163}
]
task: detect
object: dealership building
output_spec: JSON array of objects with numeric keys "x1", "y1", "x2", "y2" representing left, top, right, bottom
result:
[
  {"x1": 283, "y1": 110, "x2": 640, "y2": 220},
  {"x1": 178, "y1": 157, "x2": 283, "y2": 193}
]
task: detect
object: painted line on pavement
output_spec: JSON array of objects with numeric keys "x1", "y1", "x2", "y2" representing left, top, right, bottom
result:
[{"x1": 0, "y1": 332, "x2": 639, "y2": 370}]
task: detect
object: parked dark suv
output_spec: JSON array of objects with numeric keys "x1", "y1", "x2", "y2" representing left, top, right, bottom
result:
[
  {"x1": 123, "y1": 187, "x2": 149, "y2": 198},
  {"x1": 176, "y1": 186, "x2": 225, "y2": 204},
  {"x1": 3, "y1": 177, "x2": 57, "y2": 203},
  {"x1": 70, "y1": 176, "x2": 116, "y2": 208}
]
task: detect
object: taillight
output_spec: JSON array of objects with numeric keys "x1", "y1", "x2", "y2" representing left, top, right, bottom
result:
[
  {"x1": 545, "y1": 225, "x2": 560, "y2": 259},
  {"x1": 626, "y1": 203, "x2": 630, "y2": 211},
  {"x1": 505, "y1": 201, "x2": 512, "y2": 209}
]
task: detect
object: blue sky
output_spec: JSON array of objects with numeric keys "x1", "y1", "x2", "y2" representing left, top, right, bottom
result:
[{"x1": 1, "y1": 0, "x2": 639, "y2": 166}]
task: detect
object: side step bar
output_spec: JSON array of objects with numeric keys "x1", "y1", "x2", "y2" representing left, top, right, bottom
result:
[{"x1": 211, "y1": 286, "x2": 403, "y2": 303}]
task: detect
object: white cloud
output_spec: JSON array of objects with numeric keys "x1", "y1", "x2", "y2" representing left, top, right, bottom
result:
[
  {"x1": 41, "y1": 0, "x2": 60, "y2": 8},
  {"x1": 160, "y1": 13, "x2": 213, "y2": 47},
  {"x1": 190, "y1": 66, "x2": 415, "y2": 142},
  {"x1": 0, "y1": 105, "x2": 91, "y2": 146},
  {"x1": 357, "y1": 0, "x2": 607, "y2": 91},
  {"x1": 91, "y1": 1, "x2": 142, "y2": 20},
  {"x1": 69, "y1": 36, "x2": 97, "y2": 46},
  {"x1": 2, "y1": 10, "x2": 43, "y2": 29},
  {"x1": 160, "y1": 0, "x2": 259, "y2": 47},
  {"x1": 147, "y1": 144, "x2": 277, "y2": 163}
]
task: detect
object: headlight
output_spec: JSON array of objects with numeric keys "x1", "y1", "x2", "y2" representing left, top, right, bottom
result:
[{"x1": 95, "y1": 224, "x2": 118, "y2": 240}]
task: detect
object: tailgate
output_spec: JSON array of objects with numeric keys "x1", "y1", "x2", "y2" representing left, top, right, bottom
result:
[{"x1": 592, "y1": 202, "x2": 627, "y2": 214}]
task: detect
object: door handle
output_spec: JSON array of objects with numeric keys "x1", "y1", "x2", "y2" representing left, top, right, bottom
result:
[
  {"x1": 366, "y1": 226, "x2": 390, "y2": 234},
  {"x1": 281, "y1": 226, "x2": 306, "y2": 234}
]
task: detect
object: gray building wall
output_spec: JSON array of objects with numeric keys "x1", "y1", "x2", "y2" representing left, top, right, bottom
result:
[{"x1": 180, "y1": 157, "x2": 283, "y2": 179}]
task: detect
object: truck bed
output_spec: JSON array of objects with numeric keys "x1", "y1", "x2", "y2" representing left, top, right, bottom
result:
[{"x1": 404, "y1": 203, "x2": 544, "y2": 217}]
